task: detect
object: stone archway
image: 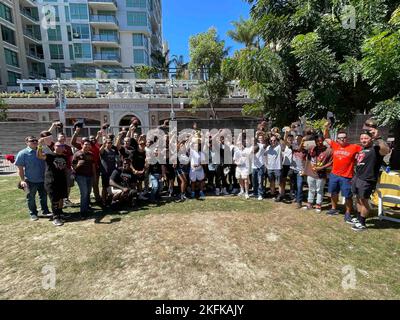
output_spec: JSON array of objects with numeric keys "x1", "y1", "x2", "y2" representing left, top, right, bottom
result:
[
  {"x1": 118, "y1": 114, "x2": 143, "y2": 134},
  {"x1": 108, "y1": 103, "x2": 149, "y2": 133}
]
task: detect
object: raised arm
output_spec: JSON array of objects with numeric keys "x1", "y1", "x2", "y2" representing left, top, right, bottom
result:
[
  {"x1": 323, "y1": 121, "x2": 332, "y2": 144},
  {"x1": 71, "y1": 127, "x2": 82, "y2": 150}
]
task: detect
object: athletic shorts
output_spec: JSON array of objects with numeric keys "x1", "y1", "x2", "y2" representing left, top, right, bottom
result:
[
  {"x1": 165, "y1": 165, "x2": 176, "y2": 180},
  {"x1": 190, "y1": 167, "x2": 205, "y2": 182},
  {"x1": 281, "y1": 165, "x2": 291, "y2": 179},
  {"x1": 235, "y1": 167, "x2": 249, "y2": 180},
  {"x1": 267, "y1": 169, "x2": 281, "y2": 183},
  {"x1": 328, "y1": 173, "x2": 353, "y2": 199},
  {"x1": 351, "y1": 177, "x2": 376, "y2": 199}
]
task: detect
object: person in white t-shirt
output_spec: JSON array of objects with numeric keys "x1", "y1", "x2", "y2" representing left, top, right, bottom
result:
[
  {"x1": 252, "y1": 133, "x2": 266, "y2": 200},
  {"x1": 265, "y1": 134, "x2": 284, "y2": 201},
  {"x1": 189, "y1": 137, "x2": 206, "y2": 199},
  {"x1": 233, "y1": 135, "x2": 252, "y2": 199},
  {"x1": 280, "y1": 127, "x2": 294, "y2": 200}
]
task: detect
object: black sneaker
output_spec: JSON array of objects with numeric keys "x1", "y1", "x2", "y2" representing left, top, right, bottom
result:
[
  {"x1": 326, "y1": 209, "x2": 339, "y2": 216},
  {"x1": 352, "y1": 222, "x2": 367, "y2": 232},
  {"x1": 274, "y1": 195, "x2": 283, "y2": 202}
]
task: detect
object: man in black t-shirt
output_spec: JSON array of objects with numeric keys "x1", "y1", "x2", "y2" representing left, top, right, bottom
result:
[
  {"x1": 351, "y1": 130, "x2": 390, "y2": 232},
  {"x1": 100, "y1": 138, "x2": 118, "y2": 206},
  {"x1": 109, "y1": 159, "x2": 137, "y2": 207},
  {"x1": 130, "y1": 138, "x2": 148, "y2": 200}
]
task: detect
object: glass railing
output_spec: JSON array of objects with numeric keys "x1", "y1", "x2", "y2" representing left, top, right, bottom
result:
[
  {"x1": 26, "y1": 51, "x2": 44, "y2": 60},
  {"x1": 88, "y1": 0, "x2": 117, "y2": 7},
  {"x1": 23, "y1": 29, "x2": 42, "y2": 41},
  {"x1": 89, "y1": 15, "x2": 118, "y2": 25},
  {"x1": 20, "y1": 8, "x2": 39, "y2": 22},
  {"x1": 91, "y1": 34, "x2": 119, "y2": 42},
  {"x1": 93, "y1": 53, "x2": 120, "y2": 61}
]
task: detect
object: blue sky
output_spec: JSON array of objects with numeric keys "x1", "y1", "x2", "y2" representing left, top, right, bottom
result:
[{"x1": 162, "y1": 0, "x2": 251, "y2": 62}]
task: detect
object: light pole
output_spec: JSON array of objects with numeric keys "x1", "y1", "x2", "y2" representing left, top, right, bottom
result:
[
  {"x1": 53, "y1": 79, "x2": 66, "y2": 129},
  {"x1": 170, "y1": 78, "x2": 175, "y2": 120}
]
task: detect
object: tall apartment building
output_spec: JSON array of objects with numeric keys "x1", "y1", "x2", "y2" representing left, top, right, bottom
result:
[{"x1": 0, "y1": 0, "x2": 163, "y2": 90}]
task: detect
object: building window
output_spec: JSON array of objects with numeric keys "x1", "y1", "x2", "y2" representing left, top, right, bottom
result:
[
  {"x1": 0, "y1": 3, "x2": 13, "y2": 23},
  {"x1": 4, "y1": 48, "x2": 19, "y2": 67},
  {"x1": 133, "y1": 49, "x2": 146, "y2": 64},
  {"x1": 7, "y1": 71, "x2": 20, "y2": 85},
  {"x1": 127, "y1": 12, "x2": 147, "y2": 26},
  {"x1": 47, "y1": 25, "x2": 62, "y2": 41},
  {"x1": 65, "y1": 6, "x2": 70, "y2": 22},
  {"x1": 1, "y1": 25, "x2": 16, "y2": 45},
  {"x1": 70, "y1": 4, "x2": 88, "y2": 20},
  {"x1": 133, "y1": 33, "x2": 148, "y2": 46},
  {"x1": 50, "y1": 63, "x2": 65, "y2": 77},
  {"x1": 49, "y1": 44, "x2": 64, "y2": 59},
  {"x1": 69, "y1": 44, "x2": 74, "y2": 59},
  {"x1": 126, "y1": 0, "x2": 147, "y2": 8},
  {"x1": 73, "y1": 43, "x2": 92, "y2": 59},
  {"x1": 72, "y1": 24, "x2": 90, "y2": 39}
]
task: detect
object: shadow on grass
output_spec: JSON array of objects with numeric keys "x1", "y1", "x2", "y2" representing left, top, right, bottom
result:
[{"x1": 367, "y1": 217, "x2": 400, "y2": 230}]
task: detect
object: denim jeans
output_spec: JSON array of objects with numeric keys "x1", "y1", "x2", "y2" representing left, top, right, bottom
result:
[
  {"x1": 150, "y1": 174, "x2": 162, "y2": 201},
  {"x1": 26, "y1": 181, "x2": 49, "y2": 217},
  {"x1": 307, "y1": 176, "x2": 326, "y2": 205},
  {"x1": 290, "y1": 171, "x2": 304, "y2": 204},
  {"x1": 75, "y1": 175, "x2": 92, "y2": 213},
  {"x1": 252, "y1": 166, "x2": 265, "y2": 196}
]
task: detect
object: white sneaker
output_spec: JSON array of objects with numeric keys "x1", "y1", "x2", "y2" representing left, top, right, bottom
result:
[
  {"x1": 245, "y1": 193, "x2": 250, "y2": 199},
  {"x1": 52, "y1": 218, "x2": 64, "y2": 226},
  {"x1": 215, "y1": 188, "x2": 220, "y2": 196},
  {"x1": 257, "y1": 195, "x2": 263, "y2": 201},
  {"x1": 238, "y1": 191, "x2": 244, "y2": 197},
  {"x1": 352, "y1": 222, "x2": 367, "y2": 232},
  {"x1": 222, "y1": 188, "x2": 229, "y2": 195}
]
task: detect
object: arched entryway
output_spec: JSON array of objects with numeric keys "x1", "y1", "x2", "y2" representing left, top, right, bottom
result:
[{"x1": 119, "y1": 114, "x2": 142, "y2": 134}]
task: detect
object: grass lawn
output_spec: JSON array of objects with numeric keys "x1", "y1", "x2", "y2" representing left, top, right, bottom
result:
[{"x1": 0, "y1": 175, "x2": 399, "y2": 300}]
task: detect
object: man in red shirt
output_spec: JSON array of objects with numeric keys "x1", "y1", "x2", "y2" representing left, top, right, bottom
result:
[
  {"x1": 71, "y1": 127, "x2": 102, "y2": 204},
  {"x1": 323, "y1": 121, "x2": 362, "y2": 222}
]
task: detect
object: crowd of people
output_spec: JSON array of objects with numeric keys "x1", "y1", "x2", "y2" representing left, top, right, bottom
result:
[{"x1": 15, "y1": 117, "x2": 392, "y2": 232}]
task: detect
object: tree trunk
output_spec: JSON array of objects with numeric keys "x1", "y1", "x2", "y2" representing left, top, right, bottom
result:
[{"x1": 389, "y1": 121, "x2": 400, "y2": 170}]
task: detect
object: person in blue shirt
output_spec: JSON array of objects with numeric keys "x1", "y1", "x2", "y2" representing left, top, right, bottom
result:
[{"x1": 15, "y1": 136, "x2": 50, "y2": 221}]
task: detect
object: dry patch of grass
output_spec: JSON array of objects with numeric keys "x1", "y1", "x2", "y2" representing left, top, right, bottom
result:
[{"x1": 0, "y1": 176, "x2": 399, "y2": 299}]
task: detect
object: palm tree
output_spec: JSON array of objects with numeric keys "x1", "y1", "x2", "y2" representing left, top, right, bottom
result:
[
  {"x1": 227, "y1": 17, "x2": 258, "y2": 48},
  {"x1": 151, "y1": 49, "x2": 173, "y2": 79},
  {"x1": 171, "y1": 54, "x2": 188, "y2": 79}
]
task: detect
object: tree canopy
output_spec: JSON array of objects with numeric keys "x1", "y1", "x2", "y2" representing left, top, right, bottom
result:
[{"x1": 222, "y1": 0, "x2": 400, "y2": 127}]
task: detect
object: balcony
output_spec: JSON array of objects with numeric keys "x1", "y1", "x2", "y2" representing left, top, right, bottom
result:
[
  {"x1": 91, "y1": 34, "x2": 119, "y2": 46},
  {"x1": 89, "y1": 15, "x2": 118, "y2": 28},
  {"x1": 88, "y1": 0, "x2": 117, "y2": 11},
  {"x1": 29, "y1": 72, "x2": 46, "y2": 80},
  {"x1": 20, "y1": 8, "x2": 39, "y2": 24},
  {"x1": 23, "y1": 29, "x2": 42, "y2": 43},
  {"x1": 26, "y1": 51, "x2": 44, "y2": 62},
  {"x1": 93, "y1": 52, "x2": 121, "y2": 64}
]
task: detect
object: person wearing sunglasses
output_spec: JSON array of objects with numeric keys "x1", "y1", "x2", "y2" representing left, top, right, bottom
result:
[
  {"x1": 130, "y1": 137, "x2": 148, "y2": 201},
  {"x1": 350, "y1": 130, "x2": 390, "y2": 231},
  {"x1": 37, "y1": 141, "x2": 68, "y2": 226},
  {"x1": 323, "y1": 121, "x2": 363, "y2": 223},
  {"x1": 15, "y1": 136, "x2": 51, "y2": 221},
  {"x1": 99, "y1": 138, "x2": 119, "y2": 206}
]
